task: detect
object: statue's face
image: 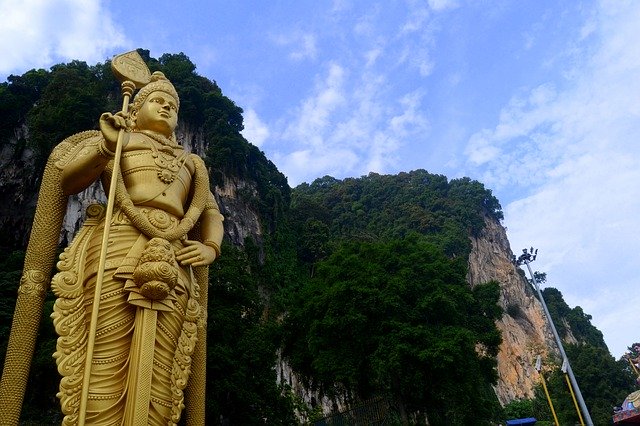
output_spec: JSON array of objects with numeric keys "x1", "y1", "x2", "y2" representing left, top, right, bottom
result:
[{"x1": 135, "y1": 90, "x2": 178, "y2": 137}]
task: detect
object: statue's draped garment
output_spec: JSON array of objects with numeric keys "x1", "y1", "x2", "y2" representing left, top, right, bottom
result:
[{"x1": 48, "y1": 130, "x2": 221, "y2": 425}]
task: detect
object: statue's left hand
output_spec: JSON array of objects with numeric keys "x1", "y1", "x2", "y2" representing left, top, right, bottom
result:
[{"x1": 176, "y1": 240, "x2": 217, "y2": 267}]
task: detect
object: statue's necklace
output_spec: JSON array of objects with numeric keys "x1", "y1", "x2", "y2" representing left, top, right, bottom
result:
[
  {"x1": 111, "y1": 155, "x2": 209, "y2": 242},
  {"x1": 140, "y1": 130, "x2": 188, "y2": 184}
]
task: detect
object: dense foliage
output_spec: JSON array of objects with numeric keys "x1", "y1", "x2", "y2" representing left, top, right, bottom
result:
[
  {"x1": 542, "y1": 287, "x2": 607, "y2": 349},
  {"x1": 504, "y1": 345, "x2": 635, "y2": 426},
  {"x1": 0, "y1": 51, "x2": 632, "y2": 425},
  {"x1": 207, "y1": 243, "x2": 296, "y2": 424},
  {"x1": 290, "y1": 171, "x2": 503, "y2": 267},
  {"x1": 279, "y1": 171, "x2": 506, "y2": 424},
  {"x1": 283, "y1": 236, "x2": 503, "y2": 424}
]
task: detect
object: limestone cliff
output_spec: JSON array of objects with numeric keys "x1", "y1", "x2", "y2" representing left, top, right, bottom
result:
[
  {"x1": 0, "y1": 126, "x2": 40, "y2": 249},
  {"x1": 467, "y1": 216, "x2": 558, "y2": 404}
]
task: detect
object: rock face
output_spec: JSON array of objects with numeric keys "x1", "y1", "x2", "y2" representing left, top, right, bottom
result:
[
  {"x1": 276, "y1": 350, "x2": 348, "y2": 422},
  {"x1": 467, "y1": 216, "x2": 558, "y2": 404},
  {"x1": 213, "y1": 175, "x2": 262, "y2": 246},
  {"x1": 0, "y1": 127, "x2": 41, "y2": 249}
]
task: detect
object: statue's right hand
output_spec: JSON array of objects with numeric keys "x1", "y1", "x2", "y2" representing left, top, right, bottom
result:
[{"x1": 99, "y1": 112, "x2": 129, "y2": 152}]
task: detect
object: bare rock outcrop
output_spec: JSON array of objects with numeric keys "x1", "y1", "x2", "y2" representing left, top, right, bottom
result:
[{"x1": 468, "y1": 216, "x2": 558, "y2": 404}]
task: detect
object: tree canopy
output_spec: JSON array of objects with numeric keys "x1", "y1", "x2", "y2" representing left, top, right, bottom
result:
[{"x1": 283, "y1": 235, "x2": 503, "y2": 424}]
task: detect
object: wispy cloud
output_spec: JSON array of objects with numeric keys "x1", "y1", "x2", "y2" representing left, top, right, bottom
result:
[
  {"x1": 464, "y1": 0, "x2": 640, "y2": 356},
  {"x1": 427, "y1": 0, "x2": 460, "y2": 12},
  {"x1": 275, "y1": 61, "x2": 429, "y2": 185},
  {"x1": 283, "y1": 62, "x2": 347, "y2": 145},
  {"x1": 261, "y1": 2, "x2": 440, "y2": 185},
  {"x1": 0, "y1": 0, "x2": 126, "y2": 76},
  {"x1": 396, "y1": 2, "x2": 437, "y2": 77},
  {"x1": 271, "y1": 30, "x2": 318, "y2": 62}
]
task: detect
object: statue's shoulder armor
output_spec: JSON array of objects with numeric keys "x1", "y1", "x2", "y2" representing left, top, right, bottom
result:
[{"x1": 51, "y1": 130, "x2": 103, "y2": 168}]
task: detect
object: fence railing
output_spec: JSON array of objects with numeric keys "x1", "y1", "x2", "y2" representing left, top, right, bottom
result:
[{"x1": 313, "y1": 396, "x2": 394, "y2": 426}]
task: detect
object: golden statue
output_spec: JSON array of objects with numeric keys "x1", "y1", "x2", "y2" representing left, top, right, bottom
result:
[{"x1": 0, "y1": 51, "x2": 223, "y2": 425}]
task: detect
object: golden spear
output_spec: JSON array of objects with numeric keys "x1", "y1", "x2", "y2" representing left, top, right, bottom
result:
[
  {"x1": 76, "y1": 50, "x2": 151, "y2": 425},
  {"x1": 0, "y1": 50, "x2": 151, "y2": 425}
]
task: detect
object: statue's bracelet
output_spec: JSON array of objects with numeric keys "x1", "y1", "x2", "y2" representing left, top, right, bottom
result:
[
  {"x1": 97, "y1": 139, "x2": 116, "y2": 158},
  {"x1": 203, "y1": 240, "x2": 221, "y2": 257}
]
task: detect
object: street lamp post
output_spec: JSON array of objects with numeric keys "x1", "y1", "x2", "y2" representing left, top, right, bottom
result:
[{"x1": 513, "y1": 248, "x2": 594, "y2": 426}]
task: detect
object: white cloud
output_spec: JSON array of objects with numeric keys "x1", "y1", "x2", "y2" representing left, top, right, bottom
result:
[
  {"x1": 271, "y1": 30, "x2": 318, "y2": 62},
  {"x1": 364, "y1": 46, "x2": 383, "y2": 68},
  {"x1": 395, "y1": 2, "x2": 437, "y2": 77},
  {"x1": 464, "y1": 0, "x2": 640, "y2": 356},
  {"x1": 353, "y1": 5, "x2": 381, "y2": 37},
  {"x1": 505, "y1": 152, "x2": 640, "y2": 357},
  {"x1": 465, "y1": 130, "x2": 501, "y2": 166},
  {"x1": 276, "y1": 61, "x2": 429, "y2": 185},
  {"x1": 251, "y1": 1, "x2": 443, "y2": 185},
  {"x1": 0, "y1": 0, "x2": 126, "y2": 77},
  {"x1": 275, "y1": 148, "x2": 360, "y2": 183},
  {"x1": 427, "y1": 0, "x2": 459, "y2": 12},
  {"x1": 283, "y1": 62, "x2": 347, "y2": 145},
  {"x1": 241, "y1": 108, "x2": 270, "y2": 147},
  {"x1": 401, "y1": 3, "x2": 430, "y2": 34}
]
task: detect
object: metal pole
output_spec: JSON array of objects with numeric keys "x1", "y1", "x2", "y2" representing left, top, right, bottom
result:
[
  {"x1": 540, "y1": 371, "x2": 560, "y2": 426},
  {"x1": 564, "y1": 373, "x2": 586, "y2": 426},
  {"x1": 523, "y1": 259, "x2": 594, "y2": 426}
]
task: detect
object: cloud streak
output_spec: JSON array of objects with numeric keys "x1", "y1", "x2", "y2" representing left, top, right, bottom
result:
[
  {"x1": 264, "y1": 4, "x2": 437, "y2": 185},
  {"x1": 274, "y1": 61, "x2": 430, "y2": 185},
  {"x1": 464, "y1": 0, "x2": 640, "y2": 356}
]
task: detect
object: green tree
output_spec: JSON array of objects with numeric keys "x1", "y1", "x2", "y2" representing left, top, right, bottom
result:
[
  {"x1": 27, "y1": 60, "x2": 115, "y2": 164},
  {"x1": 567, "y1": 344, "x2": 634, "y2": 424},
  {"x1": 503, "y1": 398, "x2": 534, "y2": 420},
  {"x1": 533, "y1": 344, "x2": 635, "y2": 425},
  {"x1": 542, "y1": 287, "x2": 607, "y2": 349},
  {"x1": 0, "y1": 69, "x2": 51, "y2": 148},
  {"x1": 206, "y1": 243, "x2": 296, "y2": 424},
  {"x1": 283, "y1": 234, "x2": 503, "y2": 425}
]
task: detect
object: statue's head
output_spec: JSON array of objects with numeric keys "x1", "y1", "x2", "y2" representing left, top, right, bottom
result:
[
  {"x1": 130, "y1": 71, "x2": 180, "y2": 139},
  {"x1": 132, "y1": 71, "x2": 180, "y2": 111}
]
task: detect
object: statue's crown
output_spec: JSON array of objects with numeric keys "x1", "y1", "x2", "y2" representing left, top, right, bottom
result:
[{"x1": 132, "y1": 71, "x2": 180, "y2": 111}]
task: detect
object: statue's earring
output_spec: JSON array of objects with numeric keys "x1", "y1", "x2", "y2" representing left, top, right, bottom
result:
[{"x1": 128, "y1": 108, "x2": 137, "y2": 130}]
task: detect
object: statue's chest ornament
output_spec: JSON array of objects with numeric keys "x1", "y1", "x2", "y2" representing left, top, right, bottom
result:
[{"x1": 140, "y1": 131, "x2": 189, "y2": 184}]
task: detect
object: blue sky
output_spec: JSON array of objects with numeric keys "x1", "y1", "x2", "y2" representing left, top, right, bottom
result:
[{"x1": 1, "y1": 0, "x2": 639, "y2": 358}]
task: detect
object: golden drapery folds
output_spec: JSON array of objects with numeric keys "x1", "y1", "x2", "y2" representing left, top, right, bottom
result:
[{"x1": 52, "y1": 204, "x2": 203, "y2": 425}]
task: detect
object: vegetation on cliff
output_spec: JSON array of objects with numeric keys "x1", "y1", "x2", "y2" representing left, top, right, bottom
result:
[{"x1": 0, "y1": 51, "x2": 634, "y2": 424}]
